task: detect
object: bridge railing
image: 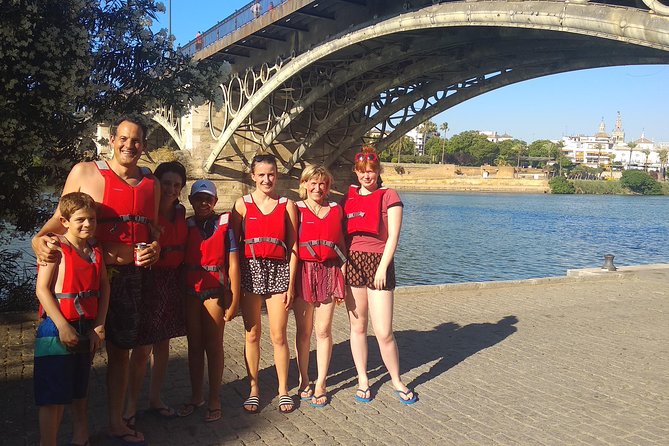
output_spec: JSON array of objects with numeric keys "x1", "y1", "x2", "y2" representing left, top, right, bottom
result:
[{"x1": 181, "y1": 0, "x2": 288, "y2": 57}]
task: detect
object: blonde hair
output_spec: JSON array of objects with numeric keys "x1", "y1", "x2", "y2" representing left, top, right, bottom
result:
[{"x1": 298, "y1": 165, "x2": 333, "y2": 199}]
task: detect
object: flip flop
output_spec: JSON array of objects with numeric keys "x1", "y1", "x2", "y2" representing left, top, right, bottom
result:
[
  {"x1": 122, "y1": 414, "x2": 136, "y2": 430},
  {"x1": 242, "y1": 396, "x2": 260, "y2": 414},
  {"x1": 146, "y1": 406, "x2": 177, "y2": 419},
  {"x1": 310, "y1": 393, "x2": 329, "y2": 408},
  {"x1": 204, "y1": 407, "x2": 222, "y2": 422},
  {"x1": 394, "y1": 388, "x2": 418, "y2": 405},
  {"x1": 278, "y1": 395, "x2": 295, "y2": 413},
  {"x1": 354, "y1": 387, "x2": 372, "y2": 403},
  {"x1": 108, "y1": 430, "x2": 147, "y2": 446},
  {"x1": 70, "y1": 441, "x2": 90, "y2": 446},
  {"x1": 298, "y1": 384, "x2": 314, "y2": 401},
  {"x1": 176, "y1": 400, "x2": 205, "y2": 417}
]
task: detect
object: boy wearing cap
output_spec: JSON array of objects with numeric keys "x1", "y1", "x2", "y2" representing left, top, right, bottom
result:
[{"x1": 177, "y1": 179, "x2": 240, "y2": 422}]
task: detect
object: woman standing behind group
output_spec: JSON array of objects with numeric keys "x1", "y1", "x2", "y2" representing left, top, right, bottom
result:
[
  {"x1": 125, "y1": 161, "x2": 189, "y2": 426},
  {"x1": 343, "y1": 145, "x2": 417, "y2": 405},
  {"x1": 231, "y1": 154, "x2": 299, "y2": 414},
  {"x1": 293, "y1": 166, "x2": 347, "y2": 408}
]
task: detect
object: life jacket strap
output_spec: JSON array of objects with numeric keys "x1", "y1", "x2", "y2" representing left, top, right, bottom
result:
[
  {"x1": 160, "y1": 245, "x2": 184, "y2": 257},
  {"x1": 244, "y1": 237, "x2": 287, "y2": 261},
  {"x1": 55, "y1": 290, "x2": 99, "y2": 319},
  {"x1": 346, "y1": 211, "x2": 365, "y2": 219},
  {"x1": 299, "y1": 240, "x2": 347, "y2": 263},
  {"x1": 99, "y1": 214, "x2": 151, "y2": 225}
]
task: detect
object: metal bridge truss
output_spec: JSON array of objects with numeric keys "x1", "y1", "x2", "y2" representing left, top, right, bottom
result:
[{"x1": 158, "y1": 1, "x2": 669, "y2": 173}]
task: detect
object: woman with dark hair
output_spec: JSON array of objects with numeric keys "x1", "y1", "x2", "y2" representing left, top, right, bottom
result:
[
  {"x1": 124, "y1": 161, "x2": 189, "y2": 425},
  {"x1": 231, "y1": 153, "x2": 299, "y2": 414},
  {"x1": 343, "y1": 145, "x2": 417, "y2": 405}
]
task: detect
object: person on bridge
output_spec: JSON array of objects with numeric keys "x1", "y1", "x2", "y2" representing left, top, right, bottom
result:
[
  {"x1": 343, "y1": 145, "x2": 418, "y2": 405},
  {"x1": 32, "y1": 116, "x2": 161, "y2": 445},
  {"x1": 293, "y1": 165, "x2": 347, "y2": 408},
  {"x1": 123, "y1": 161, "x2": 189, "y2": 427},
  {"x1": 231, "y1": 153, "x2": 299, "y2": 414}
]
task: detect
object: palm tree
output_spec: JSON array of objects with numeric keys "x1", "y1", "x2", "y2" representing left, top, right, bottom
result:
[
  {"x1": 439, "y1": 122, "x2": 449, "y2": 164},
  {"x1": 418, "y1": 120, "x2": 437, "y2": 156},
  {"x1": 595, "y1": 143, "x2": 603, "y2": 166},
  {"x1": 658, "y1": 148, "x2": 668, "y2": 180},
  {"x1": 627, "y1": 142, "x2": 637, "y2": 168},
  {"x1": 608, "y1": 153, "x2": 616, "y2": 178},
  {"x1": 641, "y1": 148, "x2": 651, "y2": 171}
]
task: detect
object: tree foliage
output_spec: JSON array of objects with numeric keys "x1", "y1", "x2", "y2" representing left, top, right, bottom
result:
[
  {"x1": 0, "y1": 0, "x2": 230, "y2": 233},
  {"x1": 620, "y1": 170, "x2": 662, "y2": 195},
  {"x1": 548, "y1": 176, "x2": 575, "y2": 194}
]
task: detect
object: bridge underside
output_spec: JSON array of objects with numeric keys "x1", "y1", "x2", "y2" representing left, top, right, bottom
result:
[{"x1": 154, "y1": 1, "x2": 669, "y2": 185}]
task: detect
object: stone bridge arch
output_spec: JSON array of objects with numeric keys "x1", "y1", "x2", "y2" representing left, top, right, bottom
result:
[{"x1": 196, "y1": 0, "x2": 669, "y2": 175}]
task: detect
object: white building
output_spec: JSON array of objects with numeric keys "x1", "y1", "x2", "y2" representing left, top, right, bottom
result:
[
  {"x1": 480, "y1": 131, "x2": 513, "y2": 143},
  {"x1": 560, "y1": 113, "x2": 663, "y2": 169}
]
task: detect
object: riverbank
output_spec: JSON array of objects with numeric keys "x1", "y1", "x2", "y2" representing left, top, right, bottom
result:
[{"x1": 3, "y1": 264, "x2": 668, "y2": 445}]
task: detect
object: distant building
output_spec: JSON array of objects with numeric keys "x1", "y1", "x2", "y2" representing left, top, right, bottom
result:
[
  {"x1": 480, "y1": 131, "x2": 513, "y2": 143},
  {"x1": 560, "y1": 112, "x2": 661, "y2": 169}
]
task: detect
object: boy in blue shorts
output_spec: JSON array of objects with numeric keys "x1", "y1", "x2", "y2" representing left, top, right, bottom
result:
[{"x1": 34, "y1": 192, "x2": 110, "y2": 446}]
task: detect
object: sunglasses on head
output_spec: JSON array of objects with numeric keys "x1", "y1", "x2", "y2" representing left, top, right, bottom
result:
[
  {"x1": 355, "y1": 152, "x2": 378, "y2": 162},
  {"x1": 252, "y1": 153, "x2": 276, "y2": 163}
]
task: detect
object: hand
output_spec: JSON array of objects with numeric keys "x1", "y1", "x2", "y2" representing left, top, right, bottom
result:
[
  {"x1": 284, "y1": 289, "x2": 294, "y2": 311},
  {"x1": 58, "y1": 323, "x2": 79, "y2": 349},
  {"x1": 223, "y1": 292, "x2": 238, "y2": 322},
  {"x1": 373, "y1": 267, "x2": 387, "y2": 291},
  {"x1": 89, "y1": 325, "x2": 105, "y2": 352},
  {"x1": 135, "y1": 241, "x2": 161, "y2": 267},
  {"x1": 33, "y1": 234, "x2": 61, "y2": 264}
]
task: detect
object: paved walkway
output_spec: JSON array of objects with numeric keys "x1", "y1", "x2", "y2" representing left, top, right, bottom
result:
[{"x1": 2, "y1": 265, "x2": 668, "y2": 445}]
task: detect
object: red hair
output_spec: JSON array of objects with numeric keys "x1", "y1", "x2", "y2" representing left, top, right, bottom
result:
[{"x1": 353, "y1": 145, "x2": 381, "y2": 173}]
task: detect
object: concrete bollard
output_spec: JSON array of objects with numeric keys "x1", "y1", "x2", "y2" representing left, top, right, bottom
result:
[{"x1": 601, "y1": 254, "x2": 617, "y2": 271}]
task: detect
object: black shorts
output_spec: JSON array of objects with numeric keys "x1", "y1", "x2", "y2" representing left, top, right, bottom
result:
[
  {"x1": 105, "y1": 264, "x2": 147, "y2": 349},
  {"x1": 345, "y1": 250, "x2": 396, "y2": 291}
]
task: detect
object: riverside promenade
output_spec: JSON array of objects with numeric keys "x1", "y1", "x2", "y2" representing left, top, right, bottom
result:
[{"x1": 2, "y1": 265, "x2": 668, "y2": 445}]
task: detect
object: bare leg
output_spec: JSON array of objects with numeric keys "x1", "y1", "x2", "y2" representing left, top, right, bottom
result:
[
  {"x1": 202, "y1": 297, "x2": 226, "y2": 412},
  {"x1": 148, "y1": 340, "x2": 170, "y2": 410},
  {"x1": 184, "y1": 294, "x2": 205, "y2": 406},
  {"x1": 293, "y1": 296, "x2": 314, "y2": 394},
  {"x1": 346, "y1": 286, "x2": 370, "y2": 392},
  {"x1": 38, "y1": 404, "x2": 64, "y2": 446},
  {"x1": 107, "y1": 343, "x2": 144, "y2": 442},
  {"x1": 70, "y1": 397, "x2": 90, "y2": 445},
  {"x1": 241, "y1": 292, "x2": 263, "y2": 410},
  {"x1": 313, "y1": 299, "x2": 336, "y2": 401},
  {"x1": 367, "y1": 289, "x2": 413, "y2": 400},
  {"x1": 266, "y1": 292, "x2": 291, "y2": 410},
  {"x1": 125, "y1": 345, "x2": 152, "y2": 419}
]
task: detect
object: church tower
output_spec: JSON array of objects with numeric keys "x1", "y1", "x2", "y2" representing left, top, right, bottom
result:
[{"x1": 612, "y1": 111, "x2": 625, "y2": 144}]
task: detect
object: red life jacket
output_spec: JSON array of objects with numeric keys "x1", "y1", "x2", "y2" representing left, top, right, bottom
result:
[
  {"x1": 297, "y1": 201, "x2": 346, "y2": 263},
  {"x1": 95, "y1": 160, "x2": 156, "y2": 245},
  {"x1": 343, "y1": 185, "x2": 387, "y2": 236},
  {"x1": 155, "y1": 204, "x2": 188, "y2": 269},
  {"x1": 184, "y1": 213, "x2": 230, "y2": 299},
  {"x1": 242, "y1": 194, "x2": 288, "y2": 260},
  {"x1": 40, "y1": 237, "x2": 101, "y2": 322}
]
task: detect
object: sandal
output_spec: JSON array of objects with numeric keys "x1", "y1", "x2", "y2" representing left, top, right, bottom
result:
[
  {"x1": 204, "y1": 407, "x2": 222, "y2": 422},
  {"x1": 310, "y1": 393, "x2": 329, "y2": 408},
  {"x1": 354, "y1": 387, "x2": 372, "y2": 403},
  {"x1": 242, "y1": 396, "x2": 260, "y2": 414},
  {"x1": 122, "y1": 414, "x2": 136, "y2": 430},
  {"x1": 146, "y1": 406, "x2": 177, "y2": 419},
  {"x1": 278, "y1": 395, "x2": 294, "y2": 413},
  {"x1": 108, "y1": 430, "x2": 146, "y2": 445},
  {"x1": 393, "y1": 388, "x2": 418, "y2": 405},
  {"x1": 176, "y1": 400, "x2": 205, "y2": 417},
  {"x1": 298, "y1": 384, "x2": 314, "y2": 401}
]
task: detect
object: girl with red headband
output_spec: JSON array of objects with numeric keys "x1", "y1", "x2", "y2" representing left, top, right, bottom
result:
[{"x1": 343, "y1": 145, "x2": 417, "y2": 405}]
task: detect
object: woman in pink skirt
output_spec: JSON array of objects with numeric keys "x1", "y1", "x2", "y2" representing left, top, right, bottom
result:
[{"x1": 293, "y1": 165, "x2": 347, "y2": 408}]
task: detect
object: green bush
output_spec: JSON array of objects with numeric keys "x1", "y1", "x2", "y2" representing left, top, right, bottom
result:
[
  {"x1": 572, "y1": 180, "x2": 625, "y2": 195},
  {"x1": 549, "y1": 176, "x2": 575, "y2": 194},
  {"x1": 620, "y1": 170, "x2": 663, "y2": 195}
]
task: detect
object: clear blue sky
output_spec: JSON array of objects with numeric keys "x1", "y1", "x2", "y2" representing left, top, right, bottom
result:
[{"x1": 156, "y1": 0, "x2": 669, "y2": 144}]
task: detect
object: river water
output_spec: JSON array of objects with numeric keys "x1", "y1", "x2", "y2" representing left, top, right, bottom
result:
[{"x1": 395, "y1": 192, "x2": 669, "y2": 286}]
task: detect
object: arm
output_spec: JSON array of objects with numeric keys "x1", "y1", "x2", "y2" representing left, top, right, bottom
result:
[
  {"x1": 230, "y1": 197, "x2": 246, "y2": 245},
  {"x1": 31, "y1": 162, "x2": 89, "y2": 263},
  {"x1": 374, "y1": 204, "x2": 402, "y2": 291},
  {"x1": 136, "y1": 178, "x2": 162, "y2": 266},
  {"x1": 284, "y1": 199, "x2": 299, "y2": 310},
  {"x1": 224, "y1": 250, "x2": 241, "y2": 321},
  {"x1": 35, "y1": 255, "x2": 78, "y2": 348},
  {"x1": 89, "y1": 261, "x2": 109, "y2": 352}
]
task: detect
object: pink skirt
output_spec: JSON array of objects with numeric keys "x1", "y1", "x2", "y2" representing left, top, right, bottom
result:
[{"x1": 299, "y1": 259, "x2": 345, "y2": 304}]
